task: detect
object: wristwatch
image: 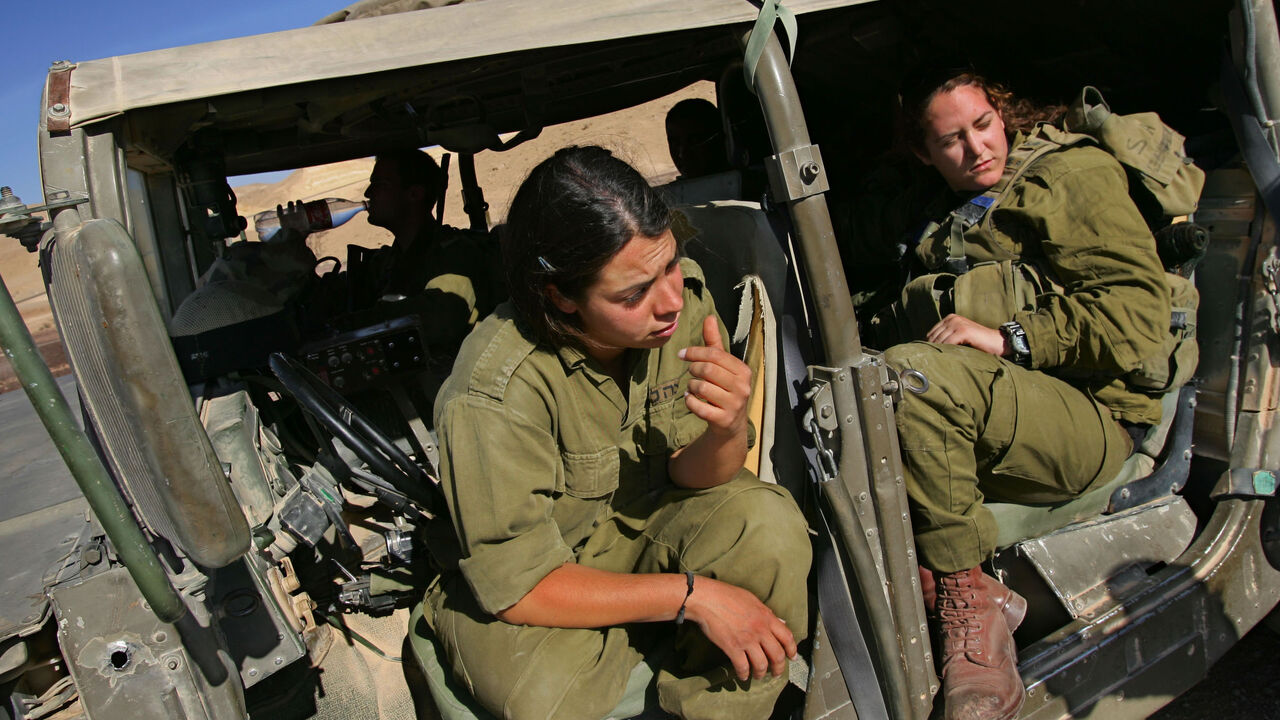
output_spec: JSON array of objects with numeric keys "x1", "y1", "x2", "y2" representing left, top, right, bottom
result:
[{"x1": 999, "y1": 321, "x2": 1032, "y2": 368}]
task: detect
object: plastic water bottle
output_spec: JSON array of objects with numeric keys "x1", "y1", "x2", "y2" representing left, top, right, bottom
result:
[{"x1": 253, "y1": 198, "x2": 367, "y2": 241}]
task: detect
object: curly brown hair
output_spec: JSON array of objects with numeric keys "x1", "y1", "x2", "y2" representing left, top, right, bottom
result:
[{"x1": 898, "y1": 70, "x2": 1065, "y2": 153}]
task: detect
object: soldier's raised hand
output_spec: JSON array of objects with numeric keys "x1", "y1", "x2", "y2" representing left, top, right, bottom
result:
[{"x1": 679, "y1": 315, "x2": 752, "y2": 438}]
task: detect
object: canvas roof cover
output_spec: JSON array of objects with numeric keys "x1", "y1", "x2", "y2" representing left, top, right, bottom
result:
[{"x1": 62, "y1": 0, "x2": 867, "y2": 130}]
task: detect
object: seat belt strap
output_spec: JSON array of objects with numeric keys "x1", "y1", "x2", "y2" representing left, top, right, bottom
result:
[
  {"x1": 775, "y1": 216, "x2": 890, "y2": 718},
  {"x1": 743, "y1": 0, "x2": 798, "y2": 94},
  {"x1": 814, "y1": 504, "x2": 892, "y2": 720},
  {"x1": 458, "y1": 153, "x2": 490, "y2": 232}
]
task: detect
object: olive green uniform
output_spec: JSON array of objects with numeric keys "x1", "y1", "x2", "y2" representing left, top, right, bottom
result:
[
  {"x1": 882, "y1": 142, "x2": 1170, "y2": 572},
  {"x1": 417, "y1": 258, "x2": 810, "y2": 720}
]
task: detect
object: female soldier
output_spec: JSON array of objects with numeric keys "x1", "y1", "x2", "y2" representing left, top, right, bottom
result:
[
  {"x1": 884, "y1": 71, "x2": 1171, "y2": 720},
  {"x1": 414, "y1": 146, "x2": 810, "y2": 720}
]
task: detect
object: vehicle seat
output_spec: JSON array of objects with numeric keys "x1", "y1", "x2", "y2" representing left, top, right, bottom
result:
[
  {"x1": 658, "y1": 170, "x2": 744, "y2": 206},
  {"x1": 987, "y1": 386, "x2": 1193, "y2": 548},
  {"x1": 674, "y1": 201, "x2": 802, "y2": 495}
]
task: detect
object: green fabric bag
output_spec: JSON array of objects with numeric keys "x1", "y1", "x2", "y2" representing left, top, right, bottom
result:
[{"x1": 1061, "y1": 86, "x2": 1207, "y2": 227}]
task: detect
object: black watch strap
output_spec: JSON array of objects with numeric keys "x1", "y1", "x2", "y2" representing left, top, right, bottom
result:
[{"x1": 1000, "y1": 321, "x2": 1032, "y2": 367}]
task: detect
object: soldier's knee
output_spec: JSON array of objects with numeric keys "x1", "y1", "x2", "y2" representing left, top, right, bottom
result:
[
  {"x1": 884, "y1": 340, "x2": 944, "y2": 374},
  {"x1": 699, "y1": 482, "x2": 811, "y2": 570}
]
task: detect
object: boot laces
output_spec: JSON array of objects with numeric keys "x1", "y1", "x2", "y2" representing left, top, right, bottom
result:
[{"x1": 937, "y1": 573, "x2": 984, "y2": 656}]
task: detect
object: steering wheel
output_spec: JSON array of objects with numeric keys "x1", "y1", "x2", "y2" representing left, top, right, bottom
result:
[{"x1": 268, "y1": 352, "x2": 443, "y2": 518}]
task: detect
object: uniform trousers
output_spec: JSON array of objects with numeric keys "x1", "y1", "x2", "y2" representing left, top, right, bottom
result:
[
  {"x1": 885, "y1": 342, "x2": 1132, "y2": 573},
  {"x1": 414, "y1": 473, "x2": 811, "y2": 720}
]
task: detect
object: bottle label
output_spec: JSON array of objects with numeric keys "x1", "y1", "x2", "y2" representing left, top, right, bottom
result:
[{"x1": 305, "y1": 201, "x2": 334, "y2": 230}]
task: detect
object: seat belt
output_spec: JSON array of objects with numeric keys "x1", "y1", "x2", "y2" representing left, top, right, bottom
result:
[
  {"x1": 814, "y1": 504, "x2": 891, "y2": 720},
  {"x1": 459, "y1": 153, "x2": 490, "y2": 232},
  {"x1": 1220, "y1": 52, "x2": 1280, "y2": 223},
  {"x1": 436, "y1": 153, "x2": 451, "y2": 227},
  {"x1": 774, "y1": 216, "x2": 890, "y2": 720}
]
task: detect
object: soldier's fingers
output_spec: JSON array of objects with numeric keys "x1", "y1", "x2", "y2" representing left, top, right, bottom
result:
[
  {"x1": 699, "y1": 315, "x2": 725, "y2": 350},
  {"x1": 681, "y1": 347, "x2": 750, "y2": 382},
  {"x1": 728, "y1": 649, "x2": 751, "y2": 682},
  {"x1": 761, "y1": 634, "x2": 787, "y2": 678},
  {"x1": 686, "y1": 360, "x2": 744, "y2": 391},
  {"x1": 687, "y1": 378, "x2": 739, "y2": 411},
  {"x1": 772, "y1": 617, "x2": 798, "y2": 659},
  {"x1": 745, "y1": 644, "x2": 770, "y2": 680},
  {"x1": 684, "y1": 391, "x2": 736, "y2": 429}
]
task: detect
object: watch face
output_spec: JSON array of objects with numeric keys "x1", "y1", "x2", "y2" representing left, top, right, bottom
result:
[{"x1": 1001, "y1": 322, "x2": 1031, "y2": 363}]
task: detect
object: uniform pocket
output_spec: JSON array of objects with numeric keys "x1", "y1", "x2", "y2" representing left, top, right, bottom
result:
[
  {"x1": 561, "y1": 446, "x2": 620, "y2": 498},
  {"x1": 985, "y1": 366, "x2": 1119, "y2": 502}
]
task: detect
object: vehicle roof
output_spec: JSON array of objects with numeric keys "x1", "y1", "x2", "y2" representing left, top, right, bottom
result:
[{"x1": 59, "y1": 0, "x2": 866, "y2": 175}]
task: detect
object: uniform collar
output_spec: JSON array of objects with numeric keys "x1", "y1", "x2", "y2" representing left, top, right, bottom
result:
[{"x1": 556, "y1": 342, "x2": 591, "y2": 372}]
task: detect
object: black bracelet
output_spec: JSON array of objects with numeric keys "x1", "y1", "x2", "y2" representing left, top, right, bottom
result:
[{"x1": 675, "y1": 571, "x2": 695, "y2": 625}]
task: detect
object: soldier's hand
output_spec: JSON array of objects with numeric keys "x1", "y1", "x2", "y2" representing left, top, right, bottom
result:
[
  {"x1": 679, "y1": 315, "x2": 752, "y2": 438},
  {"x1": 277, "y1": 200, "x2": 311, "y2": 237},
  {"x1": 927, "y1": 314, "x2": 1006, "y2": 356},
  {"x1": 682, "y1": 575, "x2": 796, "y2": 681}
]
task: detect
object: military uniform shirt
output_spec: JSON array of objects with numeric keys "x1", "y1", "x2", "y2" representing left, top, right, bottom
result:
[
  {"x1": 433, "y1": 257, "x2": 722, "y2": 615},
  {"x1": 914, "y1": 141, "x2": 1171, "y2": 424}
]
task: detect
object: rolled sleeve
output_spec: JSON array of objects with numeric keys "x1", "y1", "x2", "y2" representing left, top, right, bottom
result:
[{"x1": 437, "y1": 394, "x2": 573, "y2": 615}]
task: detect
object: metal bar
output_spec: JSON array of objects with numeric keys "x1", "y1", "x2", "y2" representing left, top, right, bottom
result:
[
  {"x1": 749, "y1": 41, "x2": 861, "y2": 367},
  {"x1": 854, "y1": 358, "x2": 936, "y2": 711},
  {"x1": 746, "y1": 31, "x2": 926, "y2": 720},
  {"x1": 0, "y1": 269, "x2": 186, "y2": 624}
]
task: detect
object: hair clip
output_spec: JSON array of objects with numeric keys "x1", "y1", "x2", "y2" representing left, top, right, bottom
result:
[{"x1": 537, "y1": 256, "x2": 557, "y2": 272}]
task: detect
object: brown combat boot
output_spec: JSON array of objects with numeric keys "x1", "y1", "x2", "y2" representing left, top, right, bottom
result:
[
  {"x1": 919, "y1": 566, "x2": 1028, "y2": 632},
  {"x1": 932, "y1": 566, "x2": 1024, "y2": 720}
]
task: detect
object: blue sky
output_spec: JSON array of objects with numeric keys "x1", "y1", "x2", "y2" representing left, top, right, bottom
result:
[{"x1": 0, "y1": 1, "x2": 347, "y2": 206}]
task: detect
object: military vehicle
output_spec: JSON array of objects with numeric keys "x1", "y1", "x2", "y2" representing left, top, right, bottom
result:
[{"x1": 2, "y1": 0, "x2": 1280, "y2": 718}]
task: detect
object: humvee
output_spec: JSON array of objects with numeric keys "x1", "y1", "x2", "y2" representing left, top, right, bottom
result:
[{"x1": 2, "y1": 1, "x2": 1280, "y2": 718}]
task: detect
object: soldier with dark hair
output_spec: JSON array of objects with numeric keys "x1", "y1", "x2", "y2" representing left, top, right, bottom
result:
[{"x1": 414, "y1": 146, "x2": 809, "y2": 719}]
